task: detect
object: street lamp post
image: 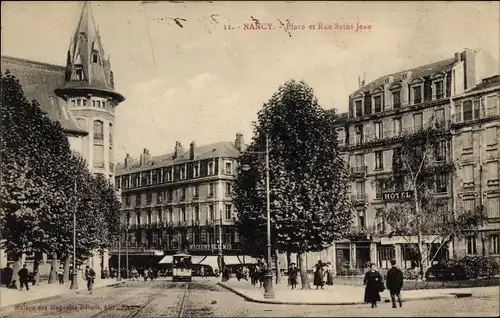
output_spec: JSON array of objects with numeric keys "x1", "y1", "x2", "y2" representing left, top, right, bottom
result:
[
  {"x1": 242, "y1": 133, "x2": 274, "y2": 299},
  {"x1": 126, "y1": 225, "x2": 129, "y2": 280},
  {"x1": 117, "y1": 230, "x2": 121, "y2": 281},
  {"x1": 70, "y1": 181, "x2": 79, "y2": 289},
  {"x1": 219, "y1": 209, "x2": 224, "y2": 282}
]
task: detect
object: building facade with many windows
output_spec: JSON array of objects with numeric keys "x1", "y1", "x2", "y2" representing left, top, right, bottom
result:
[
  {"x1": 451, "y1": 75, "x2": 500, "y2": 262},
  {"x1": 113, "y1": 134, "x2": 246, "y2": 266},
  {"x1": 329, "y1": 49, "x2": 498, "y2": 274}
]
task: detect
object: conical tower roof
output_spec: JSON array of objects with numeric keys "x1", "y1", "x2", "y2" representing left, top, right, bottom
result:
[{"x1": 55, "y1": 1, "x2": 124, "y2": 102}]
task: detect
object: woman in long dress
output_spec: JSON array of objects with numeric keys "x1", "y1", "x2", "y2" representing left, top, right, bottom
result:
[
  {"x1": 289, "y1": 263, "x2": 298, "y2": 289},
  {"x1": 325, "y1": 261, "x2": 334, "y2": 286},
  {"x1": 364, "y1": 263, "x2": 383, "y2": 308},
  {"x1": 313, "y1": 260, "x2": 325, "y2": 289}
]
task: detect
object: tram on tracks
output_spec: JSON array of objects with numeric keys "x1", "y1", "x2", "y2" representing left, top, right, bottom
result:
[{"x1": 172, "y1": 252, "x2": 192, "y2": 282}]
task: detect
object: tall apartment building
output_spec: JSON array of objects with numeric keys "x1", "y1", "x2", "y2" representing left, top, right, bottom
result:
[
  {"x1": 113, "y1": 134, "x2": 247, "y2": 268},
  {"x1": 451, "y1": 75, "x2": 500, "y2": 262},
  {"x1": 0, "y1": 2, "x2": 124, "y2": 270},
  {"x1": 330, "y1": 49, "x2": 498, "y2": 273}
]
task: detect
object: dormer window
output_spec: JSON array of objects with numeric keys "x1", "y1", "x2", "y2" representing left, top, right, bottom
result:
[
  {"x1": 74, "y1": 65, "x2": 84, "y2": 81},
  {"x1": 180, "y1": 165, "x2": 187, "y2": 180},
  {"x1": 412, "y1": 85, "x2": 423, "y2": 104},
  {"x1": 433, "y1": 80, "x2": 444, "y2": 100},
  {"x1": 373, "y1": 95, "x2": 382, "y2": 113},
  {"x1": 392, "y1": 90, "x2": 401, "y2": 108},
  {"x1": 91, "y1": 50, "x2": 99, "y2": 64},
  {"x1": 193, "y1": 163, "x2": 200, "y2": 178},
  {"x1": 354, "y1": 99, "x2": 363, "y2": 117}
]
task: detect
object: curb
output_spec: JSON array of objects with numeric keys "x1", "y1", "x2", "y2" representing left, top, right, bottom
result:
[
  {"x1": 0, "y1": 281, "x2": 126, "y2": 311},
  {"x1": 217, "y1": 283, "x2": 472, "y2": 306}
]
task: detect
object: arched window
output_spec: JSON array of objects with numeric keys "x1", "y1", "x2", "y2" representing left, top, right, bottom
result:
[
  {"x1": 93, "y1": 120, "x2": 104, "y2": 140},
  {"x1": 91, "y1": 50, "x2": 99, "y2": 64},
  {"x1": 109, "y1": 123, "x2": 113, "y2": 148}
]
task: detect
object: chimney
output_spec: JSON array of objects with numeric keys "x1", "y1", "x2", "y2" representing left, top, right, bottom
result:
[
  {"x1": 124, "y1": 153, "x2": 131, "y2": 168},
  {"x1": 173, "y1": 141, "x2": 184, "y2": 159},
  {"x1": 140, "y1": 148, "x2": 151, "y2": 166},
  {"x1": 361, "y1": 73, "x2": 366, "y2": 87},
  {"x1": 455, "y1": 52, "x2": 461, "y2": 62},
  {"x1": 189, "y1": 142, "x2": 196, "y2": 160},
  {"x1": 358, "y1": 76, "x2": 361, "y2": 88},
  {"x1": 235, "y1": 133, "x2": 245, "y2": 152}
]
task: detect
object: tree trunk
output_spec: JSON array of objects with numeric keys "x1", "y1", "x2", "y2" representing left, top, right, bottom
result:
[
  {"x1": 286, "y1": 250, "x2": 292, "y2": 286},
  {"x1": 274, "y1": 249, "x2": 280, "y2": 284},
  {"x1": 47, "y1": 252, "x2": 58, "y2": 284},
  {"x1": 297, "y1": 252, "x2": 310, "y2": 289},
  {"x1": 414, "y1": 181, "x2": 425, "y2": 281},
  {"x1": 33, "y1": 252, "x2": 41, "y2": 286},
  {"x1": 9, "y1": 254, "x2": 22, "y2": 289},
  {"x1": 63, "y1": 254, "x2": 71, "y2": 283}
]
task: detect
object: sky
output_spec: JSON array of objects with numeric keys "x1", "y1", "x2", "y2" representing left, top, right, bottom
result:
[{"x1": 1, "y1": 1, "x2": 499, "y2": 162}]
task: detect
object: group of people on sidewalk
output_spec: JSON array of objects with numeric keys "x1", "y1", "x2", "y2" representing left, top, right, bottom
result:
[{"x1": 288, "y1": 259, "x2": 405, "y2": 309}]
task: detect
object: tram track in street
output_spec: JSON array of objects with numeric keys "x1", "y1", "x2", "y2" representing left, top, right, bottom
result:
[{"x1": 90, "y1": 281, "x2": 186, "y2": 318}]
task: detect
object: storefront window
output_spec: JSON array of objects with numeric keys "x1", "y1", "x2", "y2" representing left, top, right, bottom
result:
[
  {"x1": 401, "y1": 244, "x2": 419, "y2": 269},
  {"x1": 378, "y1": 246, "x2": 395, "y2": 269}
]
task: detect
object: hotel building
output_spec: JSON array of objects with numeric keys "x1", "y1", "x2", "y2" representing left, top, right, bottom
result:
[{"x1": 330, "y1": 49, "x2": 499, "y2": 273}]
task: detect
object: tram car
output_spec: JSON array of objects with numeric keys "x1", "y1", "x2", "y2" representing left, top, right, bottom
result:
[{"x1": 172, "y1": 252, "x2": 192, "y2": 282}]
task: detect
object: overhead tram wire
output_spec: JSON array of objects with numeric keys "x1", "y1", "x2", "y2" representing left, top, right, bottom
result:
[{"x1": 141, "y1": 1, "x2": 164, "y2": 126}]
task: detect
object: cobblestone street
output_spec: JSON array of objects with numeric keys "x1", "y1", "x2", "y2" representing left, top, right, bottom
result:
[{"x1": 0, "y1": 278, "x2": 498, "y2": 317}]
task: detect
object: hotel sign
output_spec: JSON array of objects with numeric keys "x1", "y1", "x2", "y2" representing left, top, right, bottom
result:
[
  {"x1": 189, "y1": 244, "x2": 233, "y2": 251},
  {"x1": 383, "y1": 190, "x2": 413, "y2": 201}
]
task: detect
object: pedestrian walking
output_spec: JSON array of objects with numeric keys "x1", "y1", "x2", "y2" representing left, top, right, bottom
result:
[
  {"x1": 18, "y1": 264, "x2": 30, "y2": 291},
  {"x1": 143, "y1": 268, "x2": 149, "y2": 281},
  {"x1": 386, "y1": 260, "x2": 404, "y2": 308},
  {"x1": 364, "y1": 263, "x2": 383, "y2": 308},
  {"x1": 242, "y1": 266, "x2": 249, "y2": 281},
  {"x1": 200, "y1": 266, "x2": 205, "y2": 278},
  {"x1": 325, "y1": 261, "x2": 334, "y2": 286},
  {"x1": 85, "y1": 266, "x2": 96, "y2": 294},
  {"x1": 57, "y1": 265, "x2": 64, "y2": 284},
  {"x1": 289, "y1": 263, "x2": 298, "y2": 289},
  {"x1": 313, "y1": 260, "x2": 325, "y2": 289}
]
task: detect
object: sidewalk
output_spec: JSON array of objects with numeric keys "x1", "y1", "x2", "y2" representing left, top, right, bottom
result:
[
  {"x1": 218, "y1": 279, "x2": 498, "y2": 305},
  {"x1": 0, "y1": 278, "x2": 125, "y2": 308}
]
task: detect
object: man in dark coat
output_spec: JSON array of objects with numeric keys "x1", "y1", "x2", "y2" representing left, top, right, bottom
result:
[
  {"x1": 386, "y1": 260, "x2": 404, "y2": 308},
  {"x1": 18, "y1": 264, "x2": 30, "y2": 291}
]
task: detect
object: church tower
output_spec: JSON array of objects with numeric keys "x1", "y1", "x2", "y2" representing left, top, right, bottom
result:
[{"x1": 55, "y1": 1, "x2": 125, "y2": 182}]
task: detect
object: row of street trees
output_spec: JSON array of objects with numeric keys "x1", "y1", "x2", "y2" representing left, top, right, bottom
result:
[
  {"x1": 0, "y1": 72, "x2": 121, "y2": 287},
  {"x1": 233, "y1": 80, "x2": 487, "y2": 287}
]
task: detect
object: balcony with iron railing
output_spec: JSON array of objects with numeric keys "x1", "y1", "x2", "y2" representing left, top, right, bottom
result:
[
  {"x1": 350, "y1": 165, "x2": 367, "y2": 177},
  {"x1": 350, "y1": 194, "x2": 367, "y2": 205}
]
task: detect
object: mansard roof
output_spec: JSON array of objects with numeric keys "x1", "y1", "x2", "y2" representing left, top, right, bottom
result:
[
  {"x1": 115, "y1": 141, "x2": 242, "y2": 175},
  {"x1": 351, "y1": 57, "x2": 456, "y2": 97},
  {"x1": 1, "y1": 56, "x2": 87, "y2": 136}
]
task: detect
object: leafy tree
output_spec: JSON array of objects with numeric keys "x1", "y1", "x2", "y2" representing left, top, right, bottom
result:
[
  {"x1": 1, "y1": 72, "x2": 121, "y2": 284},
  {"x1": 1, "y1": 71, "x2": 74, "y2": 286},
  {"x1": 375, "y1": 120, "x2": 487, "y2": 279},
  {"x1": 233, "y1": 80, "x2": 353, "y2": 289}
]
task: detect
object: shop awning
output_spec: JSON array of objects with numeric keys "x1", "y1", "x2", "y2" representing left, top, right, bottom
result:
[
  {"x1": 197, "y1": 256, "x2": 219, "y2": 270},
  {"x1": 158, "y1": 255, "x2": 173, "y2": 264}
]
